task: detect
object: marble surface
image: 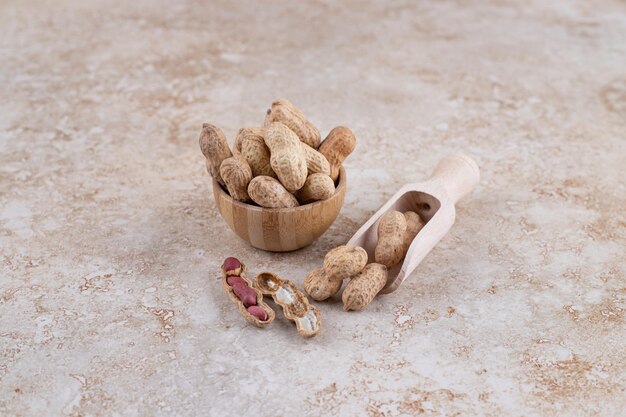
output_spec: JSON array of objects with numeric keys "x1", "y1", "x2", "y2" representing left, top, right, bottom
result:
[{"x1": 1, "y1": 0, "x2": 625, "y2": 416}]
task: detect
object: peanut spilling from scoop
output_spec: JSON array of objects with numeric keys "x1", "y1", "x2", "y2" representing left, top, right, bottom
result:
[
  {"x1": 303, "y1": 268, "x2": 343, "y2": 301},
  {"x1": 248, "y1": 176, "x2": 299, "y2": 208},
  {"x1": 304, "y1": 245, "x2": 368, "y2": 301},
  {"x1": 265, "y1": 122, "x2": 308, "y2": 193},
  {"x1": 264, "y1": 98, "x2": 321, "y2": 148},
  {"x1": 219, "y1": 156, "x2": 253, "y2": 203},
  {"x1": 342, "y1": 263, "x2": 388, "y2": 311},
  {"x1": 318, "y1": 126, "x2": 356, "y2": 181},
  {"x1": 324, "y1": 245, "x2": 369, "y2": 277},
  {"x1": 199, "y1": 124, "x2": 232, "y2": 185},
  {"x1": 374, "y1": 210, "x2": 407, "y2": 268},
  {"x1": 339, "y1": 211, "x2": 424, "y2": 311}
]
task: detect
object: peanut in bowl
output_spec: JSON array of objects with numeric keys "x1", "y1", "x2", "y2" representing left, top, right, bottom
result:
[
  {"x1": 212, "y1": 166, "x2": 346, "y2": 252},
  {"x1": 201, "y1": 99, "x2": 356, "y2": 251}
]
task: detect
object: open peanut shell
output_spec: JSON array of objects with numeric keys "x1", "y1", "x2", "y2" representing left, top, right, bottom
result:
[
  {"x1": 254, "y1": 272, "x2": 322, "y2": 337},
  {"x1": 221, "y1": 263, "x2": 275, "y2": 328}
]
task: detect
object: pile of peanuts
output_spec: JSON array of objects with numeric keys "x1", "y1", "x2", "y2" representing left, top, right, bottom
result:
[
  {"x1": 199, "y1": 99, "x2": 356, "y2": 208},
  {"x1": 304, "y1": 210, "x2": 425, "y2": 311},
  {"x1": 222, "y1": 257, "x2": 271, "y2": 323}
]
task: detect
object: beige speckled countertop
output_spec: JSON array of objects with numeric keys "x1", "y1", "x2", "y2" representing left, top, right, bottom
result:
[{"x1": 1, "y1": 1, "x2": 625, "y2": 416}]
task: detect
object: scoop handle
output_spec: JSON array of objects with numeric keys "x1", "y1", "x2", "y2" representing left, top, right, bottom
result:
[{"x1": 428, "y1": 154, "x2": 480, "y2": 204}]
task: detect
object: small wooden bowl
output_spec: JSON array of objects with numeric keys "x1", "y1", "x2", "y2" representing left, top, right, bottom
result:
[{"x1": 213, "y1": 167, "x2": 346, "y2": 252}]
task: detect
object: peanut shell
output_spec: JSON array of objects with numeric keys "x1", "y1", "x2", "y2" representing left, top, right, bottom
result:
[
  {"x1": 301, "y1": 142, "x2": 331, "y2": 175},
  {"x1": 219, "y1": 156, "x2": 253, "y2": 203},
  {"x1": 233, "y1": 127, "x2": 265, "y2": 156},
  {"x1": 265, "y1": 122, "x2": 308, "y2": 192},
  {"x1": 254, "y1": 272, "x2": 321, "y2": 337},
  {"x1": 248, "y1": 176, "x2": 299, "y2": 208},
  {"x1": 323, "y1": 245, "x2": 368, "y2": 280},
  {"x1": 374, "y1": 211, "x2": 407, "y2": 268},
  {"x1": 221, "y1": 262, "x2": 275, "y2": 327},
  {"x1": 342, "y1": 263, "x2": 388, "y2": 311},
  {"x1": 296, "y1": 173, "x2": 335, "y2": 204},
  {"x1": 303, "y1": 268, "x2": 343, "y2": 301},
  {"x1": 199, "y1": 123, "x2": 233, "y2": 185},
  {"x1": 318, "y1": 126, "x2": 356, "y2": 181},
  {"x1": 402, "y1": 211, "x2": 425, "y2": 254},
  {"x1": 265, "y1": 98, "x2": 321, "y2": 148},
  {"x1": 240, "y1": 133, "x2": 276, "y2": 178}
]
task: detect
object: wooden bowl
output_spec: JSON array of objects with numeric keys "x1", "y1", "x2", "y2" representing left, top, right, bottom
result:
[{"x1": 213, "y1": 167, "x2": 346, "y2": 252}]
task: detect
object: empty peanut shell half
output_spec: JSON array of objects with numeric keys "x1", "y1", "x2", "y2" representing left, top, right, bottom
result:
[
  {"x1": 254, "y1": 272, "x2": 322, "y2": 337},
  {"x1": 221, "y1": 257, "x2": 275, "y2": 327}
]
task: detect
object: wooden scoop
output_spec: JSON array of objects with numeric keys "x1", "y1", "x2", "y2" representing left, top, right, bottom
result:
[{"x1": 346, "y1": 154, "x2": 480, "y2": 293}]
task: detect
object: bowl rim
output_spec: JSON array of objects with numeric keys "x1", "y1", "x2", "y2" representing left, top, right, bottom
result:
[{"x1": 213, "y1": 166, "x2": 346, "y2": 213}]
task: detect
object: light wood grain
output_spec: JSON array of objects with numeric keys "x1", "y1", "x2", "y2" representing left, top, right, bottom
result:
[
  {"x1": 347, "y1": 154, "x2": 479, "y2": 293},
  {"x1": 213, "y1": 167, "x2": 346, "y2": 252}
]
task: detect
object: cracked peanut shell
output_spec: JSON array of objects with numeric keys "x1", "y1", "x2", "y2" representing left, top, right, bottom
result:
[
  {"x1": 254, "y1": 272, "x2": 321, "y2": 337},
  {"x1": 221, "y1": 262, "x2": 275, "y2": 327}
]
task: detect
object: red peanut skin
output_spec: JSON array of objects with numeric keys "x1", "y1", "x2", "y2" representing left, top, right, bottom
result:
[
  {"x1": 232, "y1": 283, "x2": 257, "y2": 307},
  {"x1": 226, "y1": 276, "x2": 246, "y2": 287},
  {"x1": 222, "y1": 257, "x2": 242, "y2": 275},
  {"x1": 247, "y1": 305, "x2": 268, "y2": 321}
]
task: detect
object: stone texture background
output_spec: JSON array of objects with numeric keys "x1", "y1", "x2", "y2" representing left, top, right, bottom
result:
[{"x1": 1, "y1": 0, "x2": 625, "y2": 416}]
